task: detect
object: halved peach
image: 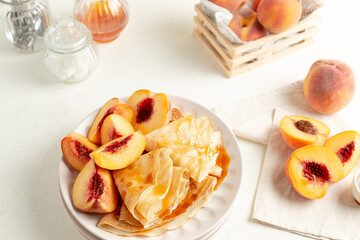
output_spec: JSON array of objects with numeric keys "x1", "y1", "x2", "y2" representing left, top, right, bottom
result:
[
  {"x1": 100, "y1": 114, "x2": 135, "y2": 145},
  {"x1": 72, "y1": 159, "x2": 118, "y2": 213},
  {"x1": 87, "y1": 98, "x2": 134, "y2": 144},
  {"x1": 90, "y1": 131, "x2": 146, "y2": 170},
  {"x1": 285, "y1": 145, "x2": 344, "y2": 199},
  {"x1": 127, "y1": 90, "x2": 171, "y2": 134},
  {"x1": 324, "y1": 131, "x2": 360, "y2": 178},
  {"x1": 280, "y1": 115, "x2": 330, "y2": 150},
  {"x1": 61, "y1": 132, "x2": 98, "y2": 171}
]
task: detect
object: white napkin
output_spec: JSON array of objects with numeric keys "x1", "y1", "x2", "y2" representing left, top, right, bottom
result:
[
  {"x1": 212, "y1": 81, "x2": 360, "y2": 240},
  {"x1": 213, "y1": 80, "x2": 347, "y2": 144}
]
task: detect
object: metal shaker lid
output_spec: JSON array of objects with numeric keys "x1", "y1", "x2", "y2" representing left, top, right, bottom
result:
[{"x1": 44, "y1": 16, "x2": 92, "y2": 53}]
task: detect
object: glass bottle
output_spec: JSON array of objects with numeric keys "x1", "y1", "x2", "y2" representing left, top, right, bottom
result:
[
  {"x1": 73, "y1": 0, "x2": 129, "y2": 43},
  {"x1": 43, "y1": 17, "x2": 98, "y2": 83},
  {"x1": 0, "y1": 0, "x2": 52, "y2": 53}
]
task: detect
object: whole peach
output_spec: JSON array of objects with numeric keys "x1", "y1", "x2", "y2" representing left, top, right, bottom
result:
[
  {"x1": 210, "y1": 0, "x2": 247, "y2": 13},
  {"x1": 257, "y1": 0, "x2": 302, "y2": 33},
  {"x1": 304, "y1": 59, "x2": 355, "y2": 114}
]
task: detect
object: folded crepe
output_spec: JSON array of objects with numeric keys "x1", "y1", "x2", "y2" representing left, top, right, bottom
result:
[
  {"x1": 110, "y1": 148, "x2": 191, "y2": 226},
  {"x1": 145, "y1": 115, "x2": 223, "y2": 182},
  {"x1": 98, "y1": 176, "x2": 217, "y2": 237}
]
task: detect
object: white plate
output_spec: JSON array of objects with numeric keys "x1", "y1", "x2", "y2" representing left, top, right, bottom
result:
[{"x1": 58, "y1": 94, "x2": 243, "y2": 240}]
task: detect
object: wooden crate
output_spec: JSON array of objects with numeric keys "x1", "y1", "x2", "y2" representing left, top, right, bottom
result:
[{"x1": 194, "y1": 4, "x2": 321, "y2": 78}]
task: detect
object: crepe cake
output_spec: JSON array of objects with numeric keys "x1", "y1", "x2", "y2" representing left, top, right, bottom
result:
[{"x1": 145, "y1": 115, "x2": 223, "y2": 182}]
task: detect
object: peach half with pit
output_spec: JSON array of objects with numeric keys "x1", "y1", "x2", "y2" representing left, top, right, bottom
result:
[
  {"x1": 280, "y1": 115, "x2": 330, "y2": 150},
  {"x1": 72, "y1": 159, "x2": 118, "y2": 213},
  {"x1": 87, "y1": 98, "x2": 134, "y2": 145},
  {"x1": 228, "y1": 8, "x2": 267, "y2": 42},
  {"x1": 61, "y1": 132, "x2": 98, "y2": 171},
  {"x1": 209, "y1": 0, "x2": 247, "y2": 13},
  {"x1": 304, "y1": 59, "x2": 355, "y2": 114},
  {"x1": 285, "y1": 145, "x2": 344, "y2": 199},
  {"x1": 127, "y1": 90, "x2": 171, "y2": 135},
  {"x1": 257, "y1": 0, "x2": 302, "y2": 33},
  {"x1": 324, "y1": 131, "x2": 360, "y2": 178},
  {"x1": 90, "y1": 131, "x2": 146, "y2": 170},
  {"x1": 100, "y1": 114, "x2": 135, "y2": 145}
]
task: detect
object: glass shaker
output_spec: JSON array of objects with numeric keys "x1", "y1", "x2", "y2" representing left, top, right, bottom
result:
[
  {"x1": 44, "y1": 17, "x2": 99, "y2": 83},
  {"x1": 74, "y1": 0, "x2": 129, "y2": 43},
  {"x1": 0, "y1": 0, "x2": 52, "y2": 53}
]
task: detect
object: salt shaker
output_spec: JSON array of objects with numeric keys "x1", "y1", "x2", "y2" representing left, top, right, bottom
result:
[
  {"x1": 73, "y1": 0, "x2": 129, "y2": 43},
  {"x1": 44, "y1": 16, "x2": 98, "y2": 83},
  {"x1": 0, "y1": 0, "x2": 52, "y2": 53}
]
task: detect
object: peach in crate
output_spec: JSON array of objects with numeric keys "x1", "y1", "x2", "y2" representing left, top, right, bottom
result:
[
  {"x1": 193, "y1": 4, "x2": 320, "y2": 77},
  {"x1": 228, "y1": 8, "x2": 266, "y2": 42},
  {"x1": 257, "y1": 0, "x2": 302, "y2": 34},
  {"x1": 209, "y1": 0, "x2": 247, "y2": 13}
]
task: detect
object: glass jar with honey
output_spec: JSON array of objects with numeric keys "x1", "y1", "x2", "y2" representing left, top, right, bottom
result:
[{"x1": 73, "y1": 0, "x2": 129, "y2": 43}]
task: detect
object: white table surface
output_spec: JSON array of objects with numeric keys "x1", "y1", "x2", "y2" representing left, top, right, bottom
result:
[{"x1": 1, "y1": 0, "x2": 360, "y2": 239}]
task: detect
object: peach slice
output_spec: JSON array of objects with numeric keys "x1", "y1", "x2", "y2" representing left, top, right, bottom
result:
[
  {"x1": 228, "y1": 8, "x2": 267, "y2": 42},
  {"x1": 324, "y1": 131, "x2": 360, "y2": 178},
  {"x1": 100, "y1": 114, "x2": 135, "y2": 145},
  {"x1": 88, "y1": 98, "x2": 134, "y2": 144},
  {"x1": 285, "y1": 145, "x2": 344, "y2": 199},
  {"x1": 210, "y1": 0, "x2": 247, "y2": 13},
  {"x1": 90, "y1": 131, "x2": 146, "y2": 170},
  {"x1": 61, "y1": 132, "x2": 98, "y2": 171},
  {"x1": 72, "y1": 159, "x2": 118, "y2": 213},
  {"x1": 127, "y1": 90, "x2": 171, "y2": 135},
  {"x1": 280, "y1": 115, "x2": 330, "y2": 150},
  {"x1": 251, "y1": 0, "x2": 261, "y2": 11}
]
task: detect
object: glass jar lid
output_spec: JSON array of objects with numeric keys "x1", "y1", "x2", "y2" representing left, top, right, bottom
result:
[
  {"x1": 44, "y1": 16, "x2": 92, "y2": 53},
  {"x1": 0, "y1": 0, "x2": 32, "y2": 6}
]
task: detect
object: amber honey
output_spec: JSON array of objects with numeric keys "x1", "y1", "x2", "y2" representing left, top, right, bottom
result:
[
  {"x1": 75, "y1": 0, "x2": 129, "y2": 43},
  {"x1": 214, "y1": 147, "x2": 230, "y2": 190}
]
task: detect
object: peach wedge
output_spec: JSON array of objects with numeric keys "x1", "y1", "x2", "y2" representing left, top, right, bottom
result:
[
  {"x1": 61, "y1": 132, "x2": 98, "y2": 171},
  {"x1": 88, "y1": 98, "x2": 134, "y2": 145},
  {"x1": 285, "y1": 145, "x2": 344, "y2": 199},
  {"x1": 127, "y1": 90, "x2": 171, "y2": 134},
  {"x1": 100, "y1": 114, "x2": 135, "y2": 145},
  {"x1": 228, "y1": 8, "x2": 267, "y2": 42},
  {"x1": 324, "y1": 131, "x2": 360, "y2": 178},
  {"x1": 90, "y1": 131, "x2": 146, "y2": 170},
  {"x1": 280, "y1": 115, "x2": 330, "y2": 150},
  {"x1": 72, "y1": 160, "x2": 118, "y2": 213}
]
